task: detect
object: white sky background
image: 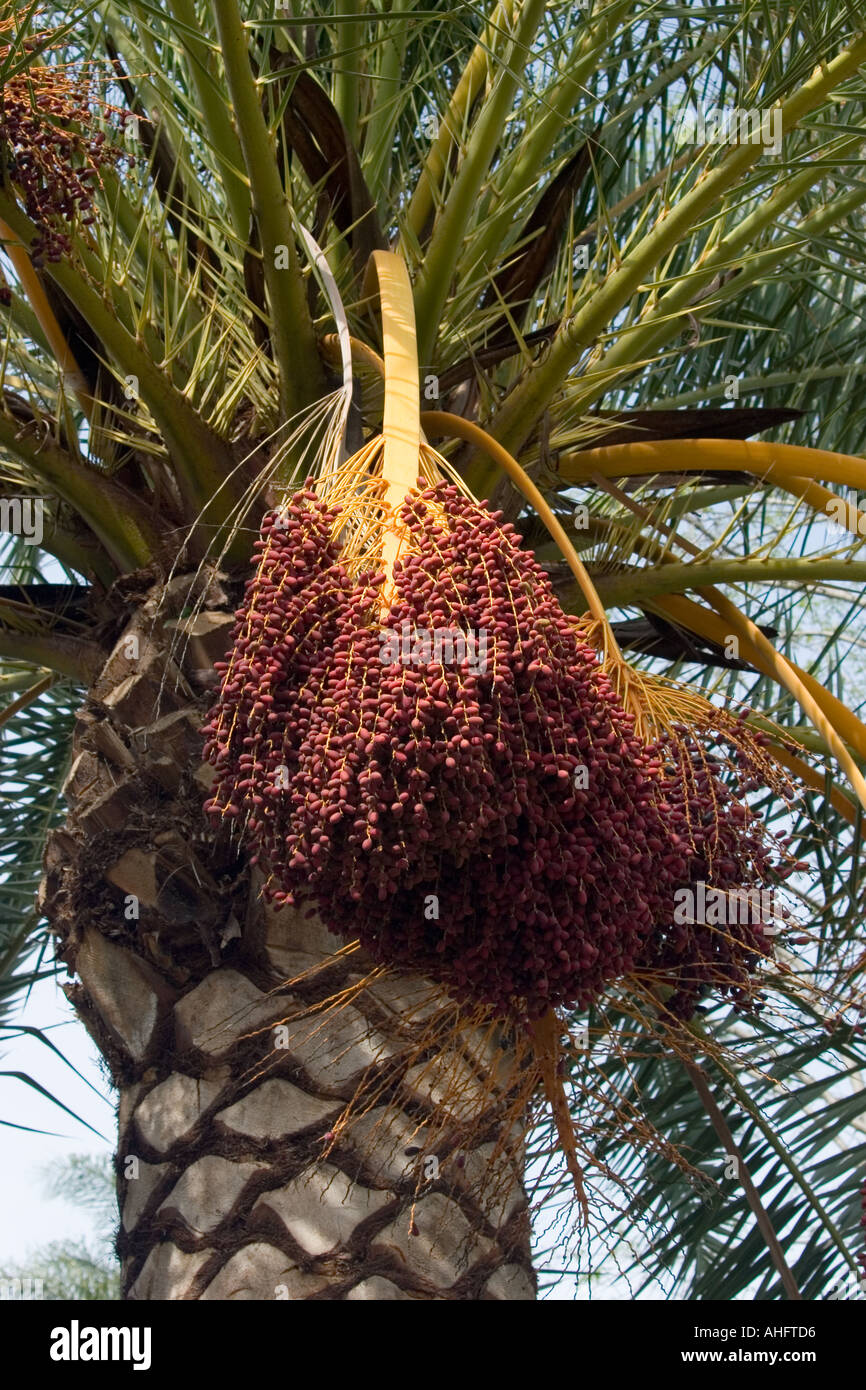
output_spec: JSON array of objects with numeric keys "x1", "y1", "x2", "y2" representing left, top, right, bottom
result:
[{"x1": 0, "y1": 967, "x2": 114, "y2": 1265}]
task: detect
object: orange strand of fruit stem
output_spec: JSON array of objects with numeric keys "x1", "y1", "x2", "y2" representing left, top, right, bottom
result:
[{"x1": 531, "y1": 1009, "x2": 589, "y2": 1219}]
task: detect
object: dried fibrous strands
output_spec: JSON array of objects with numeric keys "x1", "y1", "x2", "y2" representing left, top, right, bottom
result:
[{"x1": 234, "y1": 960, "x2": 548, "y2": 1232}]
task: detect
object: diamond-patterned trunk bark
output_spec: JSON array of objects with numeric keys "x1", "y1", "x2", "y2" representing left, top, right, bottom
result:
[{"x1": 40, "y1": 575, "x2": 535, "y2": 1300}]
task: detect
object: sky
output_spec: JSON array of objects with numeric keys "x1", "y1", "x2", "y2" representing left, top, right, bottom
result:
[{"x1": 0, "y1": 965, "x2": 114, "y2": 1267}]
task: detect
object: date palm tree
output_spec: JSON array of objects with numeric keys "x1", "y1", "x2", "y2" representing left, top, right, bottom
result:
[{"x1": 2, "y1": 0, "x2": 866, "y2": 1300}]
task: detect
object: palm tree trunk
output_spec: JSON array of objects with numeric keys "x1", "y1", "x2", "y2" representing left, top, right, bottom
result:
[{"x1": 40, "y1": 575, "x2": 535, "y2": 1300}]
